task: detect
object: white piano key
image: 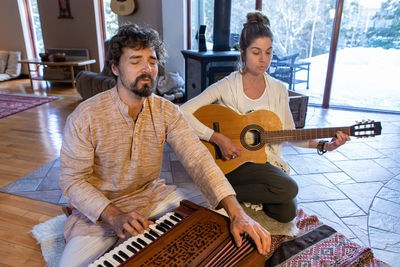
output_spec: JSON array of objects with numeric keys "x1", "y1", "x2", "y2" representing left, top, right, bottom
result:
[
  {"x1": 89, "y1": 211, "x2": 186, "y2": 266},
  {"x1": 149, "y1": 224, "x2": 164, "y2": 235},
  {"x1": 139, "y1": 234, "x2": 153, "y2": 244},
  {"x1": 88, "y1": 259, "x2": 103, "y2": 267},
  {"x1": 103, "y1": 252, "x2": 121, "y2": 266},
  {"x1": 166, "y1": 212, "x2": 178, "y2": 219},
  {"x1": 166, "y1": 212, "x2": 180, "y2": 223},
  {"x1": 168, "y1": 213, "x2": 182, "y2": 223},
  {"x1": 109, "y1": 247, "x2": 125, "y2": 265},
  {"x1": 121, "y1": 239, "x2": 137, "y2": 254},
  {"x1": 121, "y1": 242, "x2": 137, "y2": 255},
  {"x1": 134, "y1": 236, "x2": 150, "y2": 248},
  {"x1": 116, "y1": 243, "x2": 134, "y2": 258}
]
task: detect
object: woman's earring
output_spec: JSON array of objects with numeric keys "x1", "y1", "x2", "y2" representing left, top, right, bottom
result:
[{"x1": 239, "y1": 58, "x2": 246, "y2": 74}]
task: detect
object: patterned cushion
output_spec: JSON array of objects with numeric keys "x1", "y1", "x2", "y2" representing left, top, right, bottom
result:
[
  {"x1": 0, "y1": 51, "x2": 9, "y2": 73},
  {"x1": 0, "y1": 73, "x2": 11, "y2": 82},
  {"x1": 5, "y1": 51, "x2": 21, "y2": 78}
]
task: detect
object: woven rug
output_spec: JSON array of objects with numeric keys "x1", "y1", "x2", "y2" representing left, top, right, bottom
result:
[
  {"x1": 0, "y1": 93, "x2": 60, "y2": 119},
  {"x1": 265, "y1": 209, "x2": 390, "y2": 267}
]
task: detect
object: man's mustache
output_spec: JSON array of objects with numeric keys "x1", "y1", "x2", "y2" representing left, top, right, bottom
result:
[{"x1": 135, "y1": 73, "x2": 154, "y2": 83}]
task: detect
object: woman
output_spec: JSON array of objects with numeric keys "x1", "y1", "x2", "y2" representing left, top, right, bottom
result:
[{"x1": 181, "y1": 12, "x2": 349, "y2": 223}]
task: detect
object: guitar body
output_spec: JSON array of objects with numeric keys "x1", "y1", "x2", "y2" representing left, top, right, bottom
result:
[
  {"x1": 193, "y1": 104, "x2": 382, "y2": 174},
  {"x1": 194, "y1": 104, "x2": 283, "y2": 174},
  {"x1": 111, "y1": 0, "x2": 135, "y2": 16}
]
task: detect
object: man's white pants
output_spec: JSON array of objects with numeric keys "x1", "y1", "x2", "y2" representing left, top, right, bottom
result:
[{"x1": 59, "y1": 189, "x2": 189, "y2": 267}]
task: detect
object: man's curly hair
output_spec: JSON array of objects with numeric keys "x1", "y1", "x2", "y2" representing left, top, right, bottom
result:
[{"x1": 110, "y1": 24, "x2": 167, "y2": 72}]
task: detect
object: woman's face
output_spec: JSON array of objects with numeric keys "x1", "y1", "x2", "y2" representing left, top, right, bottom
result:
[{"x1": 242, "y1": 37, "x2": 273, "y2": 76}]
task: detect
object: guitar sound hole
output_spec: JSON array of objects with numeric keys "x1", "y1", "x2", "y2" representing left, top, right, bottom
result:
[
  {"x1": 240, "y1": 124, "x2": 265, "y2": 151},
  {"x1": 245, "y1": 130, "x2": 261, "y2": 146}
]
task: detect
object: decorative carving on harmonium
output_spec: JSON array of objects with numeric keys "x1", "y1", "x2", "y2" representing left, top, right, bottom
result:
[{"x1": 90, "y1": 200, "x2": 265, "y2": 267}]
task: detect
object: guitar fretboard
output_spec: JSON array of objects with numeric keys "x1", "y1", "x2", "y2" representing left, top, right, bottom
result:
[{"x1": 264, "y1": 127, "x2": 350, "y2": 143}]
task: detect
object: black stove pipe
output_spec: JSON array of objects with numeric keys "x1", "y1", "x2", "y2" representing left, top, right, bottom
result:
[{"x1": 213, "y1": 0, "x2": 232, "y2": 51}]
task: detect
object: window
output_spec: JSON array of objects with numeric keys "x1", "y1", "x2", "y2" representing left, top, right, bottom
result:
[
  {"x1": 262, "y1": 0, "x2": 335, "y2": 105},
  {"x1": 330, "y1": 0, "x2": 399, "y2": 112},
  {"x1": 190, "y1": 0, "x2": 400, "y2": 112},
  {"x1": 103, "y1": 0, "x2": 119, "y2": 40},
  {"x1": 190, "y1": 0, "x2": 258, "y2": 50},
  {"x1": 30, "y1": 0, "x2": 44, "y2": 56}
]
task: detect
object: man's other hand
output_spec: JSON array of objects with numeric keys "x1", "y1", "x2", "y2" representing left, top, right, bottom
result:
[
  {"x1": 230, "y1": 209, "x2": 271, "y2": 255},
  {"x1": 219, "y1": 195, "x2": 271, "y2": 255}
]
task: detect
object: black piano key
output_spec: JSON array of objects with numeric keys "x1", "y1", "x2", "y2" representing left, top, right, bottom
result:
[
  {"x1": 126, "y1": 244, "x2": 137, "y2": 254},
  {"x1": 118, "y1": 250, "x2": 129, "y2": 260},
  {"x1": 144, "y1": 232, "x2": 156, "y2": 241},
  {"x1": 160, "y1": 222, "x2": 171, "y2": 230},
  {"x1": 169, "y1": 215, "x2": 180, "y2": 222},
  {"x1": 149, "y1": 229, "x2": 160, "y2": 238},
  {"x1": 103, "y1": 260, "x2": 113, "y2": 267},
  {"x1": 113, "y1": 254, "x2": 124, "y2": 263},
  {"x1": 137, "y1": 238, "x2": 148, "y2": 247},
  {"x1": 174, "y1": 212, "x2": 183, "y2": 219},
  {"x1": 156, "y1": 224, "x2": 167, "y2": 233},
  {"x1": 131, "y1": 241, "x2": 143, "y2": 250},
  {"x1": 163, "y1": 219, "x2": 174, "y2": 227}
]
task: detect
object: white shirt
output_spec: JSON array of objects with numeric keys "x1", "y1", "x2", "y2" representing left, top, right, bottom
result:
[{"x1": 181, "y1": 71, "x2": 307, "y2": 173}]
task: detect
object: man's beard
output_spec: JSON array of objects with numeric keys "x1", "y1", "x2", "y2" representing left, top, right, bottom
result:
[{"x1": 122, "y1": 73, "x2": 156, "y2": 97}]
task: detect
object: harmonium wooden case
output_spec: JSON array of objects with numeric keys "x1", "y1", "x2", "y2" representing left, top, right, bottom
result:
[{"x1": 90, "y1": 200, "x2": 265, "y2": 266}]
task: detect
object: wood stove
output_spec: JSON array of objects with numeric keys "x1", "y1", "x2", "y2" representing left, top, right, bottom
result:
[
  {"x1": 182, "y1": 0, "x2": 237, "y2": 100},
  {"x1": 181, "y1": 50, "x2": 240, "y2": 100}
]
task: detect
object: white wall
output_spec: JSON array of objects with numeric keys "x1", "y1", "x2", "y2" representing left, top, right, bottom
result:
[
  {"x1": 161, "y1": 0, "x2": 186, "y2": 77},
  {"x1": 37, "y1": 0, "x2": 101, "y2": 72},
  {"x1": 0, "y1": 0, "x2": 29, "y2": 74},
  {"x1": 117, "y1": 0, "x2": 186, "y2": 77},
  {"x1": 118, "y1": 0, "x2": 163, "y2": 37}
]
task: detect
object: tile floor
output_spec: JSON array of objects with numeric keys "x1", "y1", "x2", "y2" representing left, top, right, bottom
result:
[{"x1": 1, "y1": 106, "x2": 399, "y2": 265}]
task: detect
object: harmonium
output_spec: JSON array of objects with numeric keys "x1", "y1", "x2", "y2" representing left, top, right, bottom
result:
[{"x1": 90, "y1": 200, "x2": 265, "y2": 266}]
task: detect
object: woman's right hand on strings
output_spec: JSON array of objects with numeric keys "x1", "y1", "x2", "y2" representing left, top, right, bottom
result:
[{"x1": 210, "y1": 132, "x2": 242, "y2": 161}]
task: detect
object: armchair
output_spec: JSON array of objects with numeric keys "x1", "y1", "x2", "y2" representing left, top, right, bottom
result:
[
  {"x1": 75, "y1": 40, "x2": 116, "y2": 100},
  {"x1": 269, "y1": 53, "x2": 299, "y2": 90}
]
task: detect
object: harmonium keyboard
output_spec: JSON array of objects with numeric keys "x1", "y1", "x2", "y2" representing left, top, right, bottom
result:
[{"x1": 90, "y1": 200, "x2": 265, "y2": 267}]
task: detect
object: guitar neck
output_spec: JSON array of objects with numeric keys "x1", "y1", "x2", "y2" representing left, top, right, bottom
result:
[{"x1": 264, "y1": 127, "x2": 351, "y2": 143}]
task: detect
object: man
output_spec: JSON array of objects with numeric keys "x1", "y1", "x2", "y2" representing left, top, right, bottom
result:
[{"x1": 59, "y1": 24, "x2": 270, "y2": 267}]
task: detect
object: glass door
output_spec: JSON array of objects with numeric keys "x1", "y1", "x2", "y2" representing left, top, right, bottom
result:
[
  {"x1": 330, "y1": 0, "x2": 399, "y2": 112},
  {"x1": 262, "y1": 0, "x2": 335, "y2": 106}
]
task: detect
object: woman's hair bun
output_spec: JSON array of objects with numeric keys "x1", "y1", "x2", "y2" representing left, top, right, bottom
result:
[{"x1": 244, "y1": 12, "x2": 270, "y2": 27}]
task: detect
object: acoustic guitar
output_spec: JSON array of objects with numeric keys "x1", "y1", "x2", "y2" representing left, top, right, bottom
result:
[
  {"x1": 111, "y1": 0, "x2": 135, "y2": 16},
  {"x1": 193, "y1": 104, "x2": 382, "y2": 174}
]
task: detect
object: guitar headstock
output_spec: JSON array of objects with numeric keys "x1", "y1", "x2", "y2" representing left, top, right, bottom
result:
[{"x1": 350, "y1": 120, "x2": 382, "y2": 138}]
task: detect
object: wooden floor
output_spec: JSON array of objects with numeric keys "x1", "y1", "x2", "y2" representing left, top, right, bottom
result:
[{"x1": 0, "y1": 78, "x2": 81, "y2": 266}]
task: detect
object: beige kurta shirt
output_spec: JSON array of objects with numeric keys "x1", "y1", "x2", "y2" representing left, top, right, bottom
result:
[{"x1": 60, "y1": 87, "x2": 235, "y2": 242}]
